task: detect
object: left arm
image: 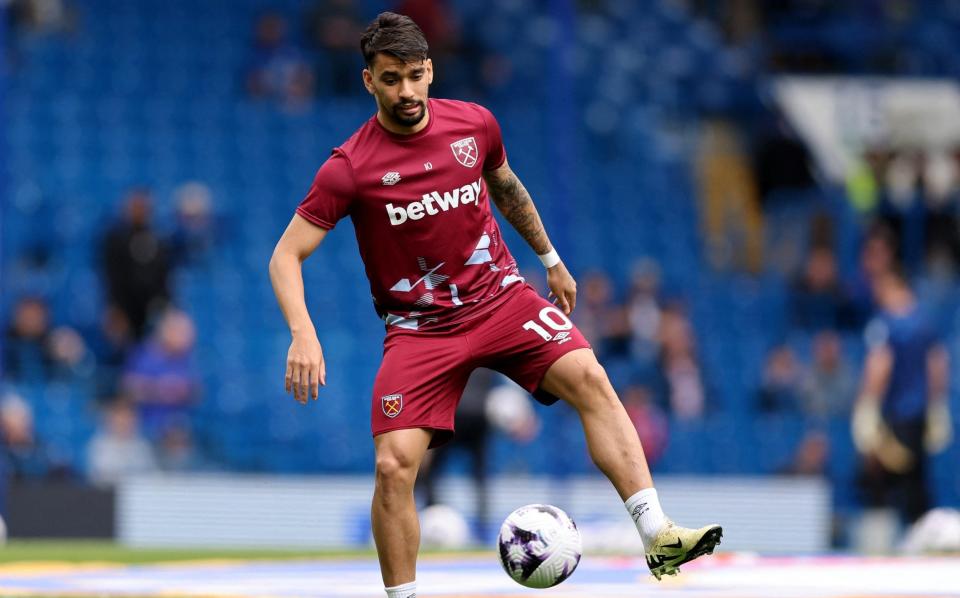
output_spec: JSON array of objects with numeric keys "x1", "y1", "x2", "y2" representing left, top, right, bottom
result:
[
  {"x1": 484, "y1": 159, "x2": 577, "y2": 314},
  {"x1": 926, "y1": 343, "x2": 952, "y2": 453}
]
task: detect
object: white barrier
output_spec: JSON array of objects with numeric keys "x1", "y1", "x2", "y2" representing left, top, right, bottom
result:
[{"x1": 118, "y1": 474, "x2": 830, "y2": 553}]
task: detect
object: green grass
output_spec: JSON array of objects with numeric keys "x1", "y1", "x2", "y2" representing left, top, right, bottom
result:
[{"x1": 0, "y1": 540, "x2": 379, "y2": 564}]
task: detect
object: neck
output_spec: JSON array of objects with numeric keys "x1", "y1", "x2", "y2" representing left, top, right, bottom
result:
[{"x1": 377, "y1": 102, "x2": 430, "y2": 135}]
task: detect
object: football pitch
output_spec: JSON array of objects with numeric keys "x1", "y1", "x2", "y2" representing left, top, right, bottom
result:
[{"x1": 0, "y1": 542, "x2": 957, "y2": 597}]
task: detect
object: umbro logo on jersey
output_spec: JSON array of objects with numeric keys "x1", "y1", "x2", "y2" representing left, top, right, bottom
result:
[
  {"x1": 382, "y1": 171, "x2": 401, "y2": 186},
  {"x1": 450, "y1": 137, "x2": 478, "y2": 168},
  {"x1": 386, "y1": 177, "x2": 482, "y2": 226}
]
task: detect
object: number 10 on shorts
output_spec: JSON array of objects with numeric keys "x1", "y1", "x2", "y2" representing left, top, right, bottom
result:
[{"x1": 523, "y1": 306, "x2": 574, "y2": 344}]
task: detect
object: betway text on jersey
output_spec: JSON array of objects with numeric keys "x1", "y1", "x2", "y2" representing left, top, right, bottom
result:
[{"x1": 386, "y1": 178, "x2": 483, "y2": 226}]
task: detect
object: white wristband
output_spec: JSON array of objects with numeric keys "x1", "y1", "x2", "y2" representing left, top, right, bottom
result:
[{"x1": 538, "y1": 248, "x2": 561, "y2": 268}]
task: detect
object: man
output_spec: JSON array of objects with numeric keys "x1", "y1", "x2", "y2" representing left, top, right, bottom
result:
[
  {"x1": 101, "y1": 188, "x2": 171, "y2": 339},
  {"x1": 269, "y1": 13, "x2": 722, "y2": 597},
  {"x1": 854, "y1": 267, "x2": 951, "y2": 526}
]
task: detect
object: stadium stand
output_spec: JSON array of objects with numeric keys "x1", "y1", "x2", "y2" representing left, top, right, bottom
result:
[{"x1": 3, "y1": 0, "x2": 959, "y2": 547}]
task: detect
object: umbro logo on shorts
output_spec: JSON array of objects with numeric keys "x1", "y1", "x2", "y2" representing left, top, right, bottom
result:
[{"x1": 381, "y1": 393, "x2": 403, "y2": 418}]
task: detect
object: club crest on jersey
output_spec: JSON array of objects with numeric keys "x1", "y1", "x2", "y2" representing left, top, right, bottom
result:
[
  {"x1": 381, "y1": 171, "x2": 401, "y2": 186},
  {"x1": 381, "y1": 394, "x2": 403, "y2": 418},
  {"x1": 450, "y1": 137, "x2": 478, "y2": 168}
]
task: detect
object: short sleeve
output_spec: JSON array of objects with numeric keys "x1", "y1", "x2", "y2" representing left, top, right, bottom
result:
[
  {"x1": 864, "y1": 317, "x2": 890, "y2": 349},
  {"x1": 296, "y1": 151, "x2": 356, "y2": 229},
  {"x1": 478, "y1": 105, "x2": 507, "y2": 171}
]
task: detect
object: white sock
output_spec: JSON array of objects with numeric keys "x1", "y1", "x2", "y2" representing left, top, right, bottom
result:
[
  {"x1": 385, "y1": 581, "x2": 416, "y2": 598},
  {"x1": 625, "y1": 487, "x2": 667, "y2": 551}
]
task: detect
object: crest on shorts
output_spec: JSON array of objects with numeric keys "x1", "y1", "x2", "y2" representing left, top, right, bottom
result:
[
  {"x1": 381, "y1": 393, "x2": 403, "y2": 418},
  {"x1": 450, "y1": 137, "x2": 479, "y2": 168}
]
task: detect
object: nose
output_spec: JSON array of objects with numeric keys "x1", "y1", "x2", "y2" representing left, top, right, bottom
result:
[{"x1": 398, "y1": 79, "x2": 415, "y2": 100}]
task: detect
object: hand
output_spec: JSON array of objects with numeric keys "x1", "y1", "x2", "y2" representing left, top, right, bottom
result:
[
  {"x1": 546, "y1": 261, "x2": 577, "y2": 315},
  {"x1": 285, "y1": 332, "x2": 325, "y2": 405}
]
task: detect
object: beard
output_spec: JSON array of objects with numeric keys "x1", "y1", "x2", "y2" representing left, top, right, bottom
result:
[{"x1": 389, "y1": 100, "x2": 426, "y2": 127}]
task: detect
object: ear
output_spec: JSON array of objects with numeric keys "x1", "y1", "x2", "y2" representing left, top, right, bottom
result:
[
  {"x1": 362, "y1": 68, "x2": 375, "y2": 95},
  {"x1": 425, "y1": 58, "x2": 434, "y2": 84}
]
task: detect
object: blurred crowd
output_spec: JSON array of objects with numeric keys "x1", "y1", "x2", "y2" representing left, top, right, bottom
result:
[
  {"x1": 243, "y1": 0, "x2": 507, "y2": 109},
  {"x1": 3, "y1": 185, "x2": 216, "y2": 489}
]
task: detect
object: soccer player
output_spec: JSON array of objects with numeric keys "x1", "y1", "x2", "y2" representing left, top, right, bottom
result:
[
  {"x1": 269, "y1": 13, "x2": 722, "y2": 597},
  {"x1": 854, "y1": 264, "x2": 951, "y2": 526}
]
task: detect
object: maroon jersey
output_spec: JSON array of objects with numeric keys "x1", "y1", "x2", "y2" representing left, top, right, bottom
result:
[{"x1": 297, "y1": 99, "x2": 524, "y2": 331}]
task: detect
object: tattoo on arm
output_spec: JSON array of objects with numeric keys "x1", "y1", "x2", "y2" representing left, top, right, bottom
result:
[{"x1": 485, "y1": 168, "x2": 551, "y2": 254}]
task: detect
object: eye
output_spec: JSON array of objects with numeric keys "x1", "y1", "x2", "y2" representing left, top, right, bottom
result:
[{"x1": 411, "y1": 73, "x2": 423, "y2": 80}]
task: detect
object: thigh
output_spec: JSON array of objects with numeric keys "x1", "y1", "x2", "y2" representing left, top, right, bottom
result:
[
  {"x1": 474, "y1": 285, "x2": 591, "y2": 405},
  {"x1": 372, "y1": 332, "x2": 474, "y2": 448}
]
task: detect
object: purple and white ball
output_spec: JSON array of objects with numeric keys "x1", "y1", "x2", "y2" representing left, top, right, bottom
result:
[{"x1": 497, "y1": 504, "x2": 582, "y2": 588}]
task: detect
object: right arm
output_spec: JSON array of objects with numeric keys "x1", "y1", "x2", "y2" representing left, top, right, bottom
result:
[{"x1": 269, "y1": 214, "x2": 330, "y2": 404}]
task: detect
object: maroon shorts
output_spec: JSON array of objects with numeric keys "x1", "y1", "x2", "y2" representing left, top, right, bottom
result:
[{"x1": 371, "y1": 284, "x2": 592, "y2": 447}]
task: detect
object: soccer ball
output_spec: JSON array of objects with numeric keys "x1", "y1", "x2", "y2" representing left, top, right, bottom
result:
[
  {"x1": 419, "y1": 504, "x2": 471, "y2": 549},
  {"x1": 497, "y1": 504, "x2": 582, "y2": 588}
]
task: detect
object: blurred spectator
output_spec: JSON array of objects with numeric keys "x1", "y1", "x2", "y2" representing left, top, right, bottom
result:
[
  {"x1": 621, "y1": 384, "x2": 668, "y2": 466},
  {"x1": 791, "y1": 245, "x2": 855, "y2": 331},
  {"x1": 304, "y1": 0, "x2": 365, "y2": 96},
  {"x1": 86, "y1": 400, "x2": 156, "y2": 487},
  {"x1": 574, "y1": 271, "x2": 630, "y2": 360},
  {"x1": 801, "y1": 331, "x2": 855, "y2": 420},
  {"x1": 0, "y1": 393, "x2": 55, "y2": 480},
  {"x1": 757, "y1": 343, "x2": 802, "y2": 413},
  {"x1": 101, "y1": 188, "x2": 171, "y2": 340},
  {"x1": 921, "y1": 149, "x2": 960, "y2": 274},
  {"x1": 9, "y1": 0, "x2": 73, "y2": 34},
  {"x1": 877, "y1": 151, "x2": 926, "y2": 273},
  {"x1": 780, "y1": 429, "x2": 829, "y2": 476},
  {"x1": 697, "y1": 119, "x2": 764, "y2": 272},
  {"x1": 246, "y1": 12, "x2": 315, "y2": 108},
  {"x1": 3, "y1": 296, "x2": 91, "y2": 382},
  {"x1": 658, "y1": 303, "x2": 706, "y2": 419},
  {"x1": 169, "y1": 181, "x2": 216, "y2": 268},
  {"x1": 157, "y1": 422, "x2": 209, "y2": 472},
  {"x1": 626, "y1": 258, "x2": 662, "y2": 367},
  {"x1": 121, "y1": 308, "x2": 200, "y2": 440},
  {"x1": 87, "y1": 306, "x2": 135, "y2": 402}
]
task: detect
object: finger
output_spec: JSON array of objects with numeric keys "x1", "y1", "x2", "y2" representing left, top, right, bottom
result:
[
  {"x1": 567, "y1": 289, "x2": 577, "y2": 313},
  {"x1": 297, "y1": 378, "x2": 307, "y2": 404},
  {"x1": 297, "y1": 369, "x2": 308, "y2": 404},
  {"x1": 310, "y1": 364, "x2": 320, "y2": 400},
  {"x1": 291, "y1": 365, "x2": 305, "y2": 402},
  {"x1": 285, "y1": 363, "x2": 293, "y2": 393},
  {"x1": 319, "y1": 359, "x2": 326, "y2": 386}
]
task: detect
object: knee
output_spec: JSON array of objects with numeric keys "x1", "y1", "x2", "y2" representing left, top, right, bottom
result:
[
  {"x1": 575, "y1": 362, "x2": 612, "y2": 395},
  {"x1": 375, "y1": 451, "x2": 418, "y2": 493},
  {"x1": 570, "y1": 363, "x2": 618, "y2": 408}
]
